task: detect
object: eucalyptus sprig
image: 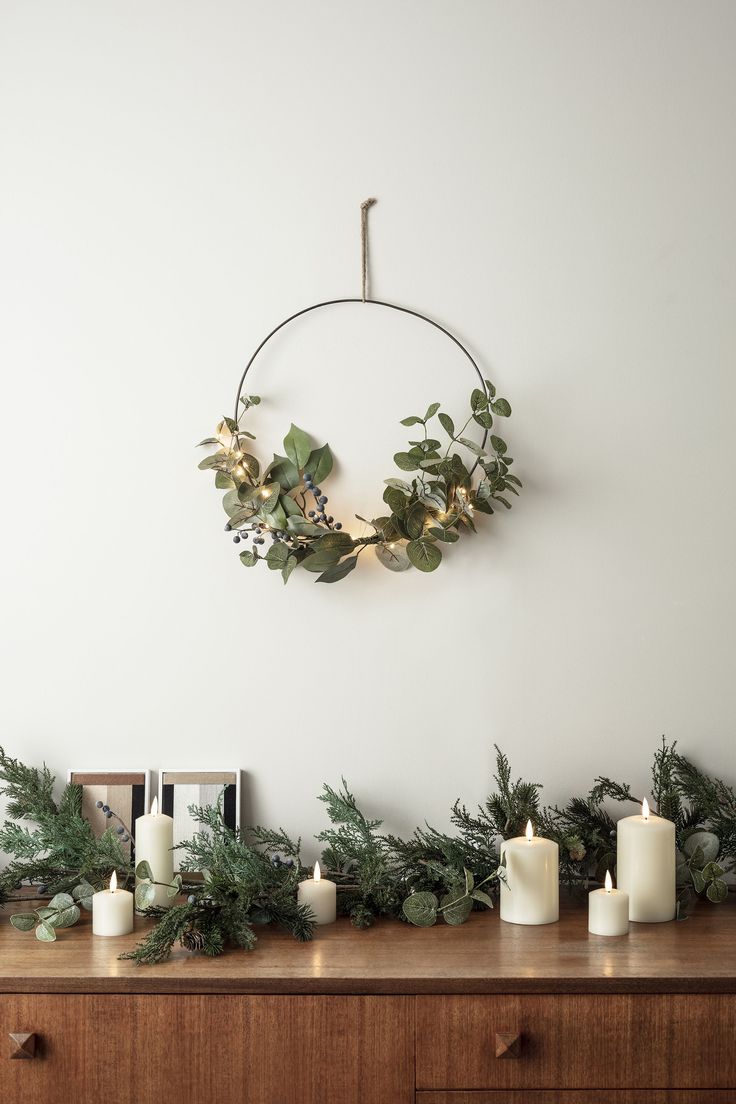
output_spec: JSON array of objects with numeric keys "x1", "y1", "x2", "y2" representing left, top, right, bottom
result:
[{"x1": 198, "y1": 383, "x2": 520, "y2": 583}]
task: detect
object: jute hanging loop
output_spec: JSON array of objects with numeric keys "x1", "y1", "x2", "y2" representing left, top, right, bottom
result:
[{"x1": 360, "y1": 197, "x2": 377, "y2": 302}]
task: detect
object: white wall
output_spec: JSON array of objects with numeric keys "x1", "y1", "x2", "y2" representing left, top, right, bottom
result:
[{"x1": 1, "y1": 1, "x2": 735, "y2": 854}]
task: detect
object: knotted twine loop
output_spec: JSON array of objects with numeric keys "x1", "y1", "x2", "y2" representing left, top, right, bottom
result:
[{"x1": 361, "y1": 197, "x2": 377, "y2": 301}]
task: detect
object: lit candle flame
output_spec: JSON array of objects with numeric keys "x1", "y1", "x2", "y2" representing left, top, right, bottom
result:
[
  {"x1": 109, "y1": 870, "x2": 117, "y2": 894},
  {"x1": 314, "y1": 860, "x2": 321, "y2": 883},
  {"x1": 642, "y1": 798, "x2": 650, "y2": 820},
  {"x1": 605, "y1": 870, "x2": 613, "y2": 893},
  {"x1": 150, "y1": 795, "x2": 159, "y2": 816},
  {"x1": 525, "y1": 820, "x2": 534, "y2": 842}
]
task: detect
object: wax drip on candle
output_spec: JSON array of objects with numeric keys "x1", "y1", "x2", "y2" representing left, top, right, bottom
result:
[
  {"x1": 604, "y1": 869, "x2": 613, "y2": 893},
  {"x1": 642, "y1": 798, "x2": 650, "y2": 820},
  {"x1": 150, "y1": 795, "x2": 159, "y2": 816},
  {"x1": 314, "y1": 860, "x2": 321, "y2": 882},
  {"x1": 110, "y1": 870, "x2": 118, "y2": 893},
  {"x1": 525, "y1": 820, "x2": 534, "y2": 841}
]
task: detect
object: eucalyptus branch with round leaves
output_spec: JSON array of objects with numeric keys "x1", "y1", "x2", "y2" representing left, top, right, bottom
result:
[{"x1": 198, "y1": 383, "x2": 520, "y2": 583}]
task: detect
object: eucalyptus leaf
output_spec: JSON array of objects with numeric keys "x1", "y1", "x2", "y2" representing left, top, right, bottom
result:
[
  {"x1": 473, "y1": 411, "x2": 494, "y2": 429},
  {"x1": 283, "y1": 424, "x2": 312, "y2": 470},
  {"x1": 135, "y1": 882, "x2": 156, "y2": 909},
  {"x1": 471, "y1": 890, "x2": 494, "y2": 908},
  {"x1": 136, "y1": 860, "x2": 154, "y2": 881},
  {"x1": 440, "y1": 887, "x2": 473, "y2": 926},
  {"x1": 406, "y1": 539, "x2": 442, "y2": 572},
  {"x1": 282, "y1": 555, "x2": 297, "y2": 584},
  {"x1": 457, "y1": 437, "x2": 484, "y2": 456},
  {"x1": 471, "y1": 388, "x2": 488, "y2": 412},
  {"x1": 683, "y1": 831, "x2": 720, "y2": 864},
  {"x1": 215, "y1": 471, "x2": 235, "y2": 490},
  {"x1": 10, "y1": 912, "x2": 37, "y2": 931},
  {"x1": 265, "y1": 454, "x2": 301, "y2": 492},
  {"x1": 287, "y1": 517, "x2": 324, "y2": 537},
  {"x1": 265, "y1": 542, "x2": 290, "y2": 571},
  {"x1": 707, "y1": 880, "x2": 728, "y2": 903},
  {"x1": 36, "y1": 920, "x2": 56, "y2": 942},
  {"x1": 399, "y1": 415, "x2": 423, "y2": 426},
  {"x1": 402, "y1": 891, "x2": 438, "y2": 927},
  {"x1": 305, "y1": 443, "x2": 333, "y2": 484},
  {"x1": 314, "y1": 532, "x2": 355, "y2": 554},
  {"x1": 393, "y1": 452, "x2": 420, "y2": 472},
  {"x1": 167, "y1": 874, "x2": 183, "y2": 899},
  {"x1": 301, "y1": 549, "x2": 342, "y2": 573},
  {"x1": 375, "y1": 541, "x2": 412, "y2": 572},
  {"x1": 490, "y1": 435, "x2": 508, "y2": 455},
  {"x1": 423, "y1": 402, "x2": 441, "y2": 421},
  {"x1": 72, "y1": 882, "x2": 95, "y2": 911},
  {"x1": 438, "y1": 413, "x2": 455, "y2": 437},
  {"x1": 491, "y1": 398, "x2": 512, "y2": 417},
  {"x1": 316, "y1": 555, "x2": 358, "y2": 584},
  {"x1": 240, "y1": 550, "x2": 258, "y2": 567}
]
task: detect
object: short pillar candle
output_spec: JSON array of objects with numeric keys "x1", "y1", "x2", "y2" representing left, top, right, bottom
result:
[
  {"x1": 616, "y1": 799, "x2": 676, "y2": 922},
  {"x1": 297, "y1": 861, "x2": 337, "y2": 925},
  {"x1": 92, "y1": 871, "x2": 134, "y2": 936},
  {"x1": 500, "y1": 820, "x2": 559, "y2": 926},
  {"x1": 588, "y1": 870, "x2": 629, "y2": 936},
  {"x1": 134, "y1": 796, "x2": 174, "y2": 908}
]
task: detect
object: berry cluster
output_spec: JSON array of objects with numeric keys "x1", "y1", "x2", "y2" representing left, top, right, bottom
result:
[
  {"x1": 304, "y1": 473, "x2": 342, "y2": 530},
  {"x1": 95, "y1": 799, "x2": 131, "y2": 844}
]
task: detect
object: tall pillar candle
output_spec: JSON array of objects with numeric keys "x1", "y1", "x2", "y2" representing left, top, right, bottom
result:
[
  {"x1": 616, "y1": 799, "x2": 676, "y2": 922},
  {"x1": 500, "y1": 820, "x2": 559, "y2": 926},
  {"x1": 134, "y1": 796, "x2": 174, "y2": 908}
]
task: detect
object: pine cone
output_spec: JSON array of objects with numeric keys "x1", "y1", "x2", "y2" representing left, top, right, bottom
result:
[{"x1": 181, "y1": 927, "x2": 206, "y2": 952}]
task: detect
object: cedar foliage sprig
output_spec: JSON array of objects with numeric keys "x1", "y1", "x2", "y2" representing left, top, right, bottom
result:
[
  {"x1": 0, "y1": 746, "x2": 131, "y2": 902},
  {"x1": 122, "y1": 798, "x2": 315, "y2": 965}
]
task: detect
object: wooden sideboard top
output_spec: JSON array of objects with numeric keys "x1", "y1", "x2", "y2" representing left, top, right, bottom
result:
[{"x1": 0, "y1": 899, "x2": 734, "y2": 995}]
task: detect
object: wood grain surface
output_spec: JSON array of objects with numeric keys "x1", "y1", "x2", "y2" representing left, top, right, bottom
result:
[
  {"x1": 415, "y1": 993, "x2": 736, "y2": 1089},
  {"x1": 0, "y1": 994, "x2": 413, "y2": 1104},
  {"x1": 0, "y1": 898, "x2": 733, "y2": 995}
]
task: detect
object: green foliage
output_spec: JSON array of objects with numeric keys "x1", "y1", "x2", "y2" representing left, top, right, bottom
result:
[
  {"x1": 0, "y1": 747, "x2": 132, "y2": 899},
  {"x1": 198, "y1": 383, "x2": 520, "y2": 584},
  {"x1": 123, "y1": 797, "x2": 315, "y2": 965}
]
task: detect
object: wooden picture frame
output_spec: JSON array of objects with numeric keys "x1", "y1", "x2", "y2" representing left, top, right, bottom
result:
[
  {"x1": 158, "y1": 769, "x2": 241, "y2": 872},
  {"x1": 67, "y1": 769, "x2": 151, "y2": 857}
]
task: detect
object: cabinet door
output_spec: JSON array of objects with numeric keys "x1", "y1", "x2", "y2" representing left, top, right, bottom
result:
[
  {"x1": 416, "y1": 1092, "x2": 736, "y2": 1103},
  {"x1": 416, "y1": 994, "x2": 736, "y2": 1091},
  {"x1": 0, "y1": 994, "x2": 413, "y2": 1104}
]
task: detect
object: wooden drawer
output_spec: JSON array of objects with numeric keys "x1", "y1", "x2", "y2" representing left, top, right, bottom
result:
[
  {"x1": 416, "y1": 995, "x2": 736, "y2": 1091},
  {"x1": 417, "y1": 1093, "x2": 736, "y2": 1103},
  {"x1": 0, "y1": 994, "x2": 413, "y2": 1104}
]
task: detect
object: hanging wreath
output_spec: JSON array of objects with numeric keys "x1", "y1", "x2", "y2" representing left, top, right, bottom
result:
[{"x1": 197, "y1": 202, "x2": 521, "y2": 584}]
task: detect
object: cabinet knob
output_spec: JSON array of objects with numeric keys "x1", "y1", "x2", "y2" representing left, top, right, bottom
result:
[
  {"x1": 495, "y1": 1030, "x2": 522, "y2": 1059},
  {"x1": 9, "y1": 1033, "x2": 38, "y2": 1060}
]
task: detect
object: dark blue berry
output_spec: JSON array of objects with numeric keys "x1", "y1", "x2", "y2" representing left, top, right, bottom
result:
[
  {"x1": 327, "y1": 516, "x2": 334, "y2": 524},
  {"x1": 38, "y1": 885, "x2": 48, "y2": 895},
  {"x1": 308, "y1": 510, "x2": 316, "y2": 518},
  {"x1": 241, "y1": 532, "x2": 248, "y2": 540},
  {"x1": 334, "y1": 522, "x2": 342, "y2": 530},
  {"x1": 116, "y1": 825, "x2": 125, "y2": 834},
  {"x1": 314, "y1": 488, "x2": 321, "y2": 496},
  {"x1": 319, "y1": 496, "x2": 328, "y2": 504},
  {"x1": 224, "y1": 523, "x2": 232, "y2": 532},
  {"x1": 95, "y1": 800, "x2": 104, "y2": 809},
  {"x1": 304, "y1": 472, "x2": 312, "y2": 481},
  {"x1": 187, "y1": 894, "x2": 196, "y2": 905},
  {"x1": 105, "y1": 810, "x2": 113, "y2": 819},
  {"x1": 102, "y1": 804, "x2": 110, "y2": 813},
  {"x1": 121, "y1": 834, "x2": 130, "y2": 843},
  {"x1": 233, "y1": 535, "x2": 241, "y2": 543}
]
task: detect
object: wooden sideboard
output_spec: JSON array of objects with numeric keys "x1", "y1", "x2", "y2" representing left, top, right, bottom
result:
[{"x1": 0, "y1": 899, "x2": 734, "y2": 1103}]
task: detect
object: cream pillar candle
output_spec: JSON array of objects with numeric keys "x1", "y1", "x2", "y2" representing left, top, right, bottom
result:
[
  {"x1": 297, "y1": 861, "x2": 336, "y2": 925},
  {"x1": 616, "y1": 799, "x2": 676, "y2": 922},
  {"x1": 92, "y1": 871, "x2": 134, "y2": 936},
  {"x1": 588, "y1": 870, "x2": 629, "y2": 936},
  {"x1": 500, "y1": 820, "x2": 559, "y2": 926},
  {"x1": 134, "y1": 796, "x2": 174, "y2": 909}
]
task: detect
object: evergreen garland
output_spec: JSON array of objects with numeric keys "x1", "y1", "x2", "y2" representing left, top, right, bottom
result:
[{"x1": 0, "y1": 740, "x2": 734, "y2": 961}]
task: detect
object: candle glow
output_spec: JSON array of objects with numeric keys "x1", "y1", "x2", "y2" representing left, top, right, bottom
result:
[
  {"x1": 605, "y1": 870, "x2": 613, "y2": 893},
  {"x1": 642, "y1": 798, "x2": 650, "y2": 820},
  {"x1": 110, "y1": 870, "x2": 117, "y2": 893},
  {"x1": 525, "y1": 820, "x2": 533, "y2": 842},
  {"x1": 314, "y1": 860, "x2": 321, "y2": 883},
  {"x1": 150, "y1": 795, "x2": 158, "y2": 816}
]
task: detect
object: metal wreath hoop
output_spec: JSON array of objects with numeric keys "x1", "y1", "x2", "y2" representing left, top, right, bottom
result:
[{"x1": 232, "y1": 298, "x2": 491, "y2": 459}]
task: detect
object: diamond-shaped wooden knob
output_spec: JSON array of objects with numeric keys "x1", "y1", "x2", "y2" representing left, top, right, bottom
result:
[
  {"x1": 9, "y1": 1033, "x2": 37, "y2": 1060},
  {"x1": 495, "y1": 1030, "x2": 522, "y2": 1059}
]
